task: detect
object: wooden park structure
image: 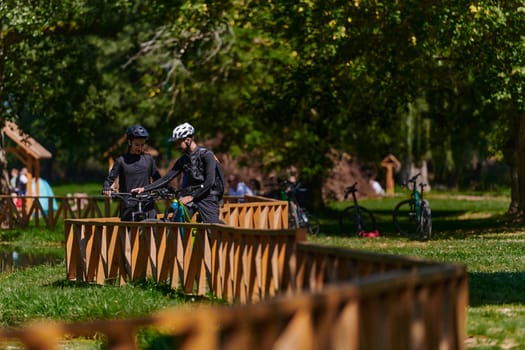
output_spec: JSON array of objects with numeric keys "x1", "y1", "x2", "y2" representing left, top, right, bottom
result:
[
  {"x1": 3, "y1": 121, "x2": 52, "y2": 196},
  {"x1": 381, "y1": 154, "x2": 401, "y2": 196},
  {"x1": 0, "y1": 195, "x2": 468, "y2": 349}
]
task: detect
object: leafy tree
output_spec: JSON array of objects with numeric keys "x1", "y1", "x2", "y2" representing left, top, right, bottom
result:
[{"x1": 2, "y1": 0, "x2": 525, "y2": 221}]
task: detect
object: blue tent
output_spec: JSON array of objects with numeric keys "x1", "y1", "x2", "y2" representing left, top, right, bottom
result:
[{"x1": 31, "y1": 178, "x2": 58, "y2": 215}]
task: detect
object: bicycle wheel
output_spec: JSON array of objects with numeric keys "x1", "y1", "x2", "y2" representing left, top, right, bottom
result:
[
  {"x1": 419, "y1": 200, "x2": 432, "y2": 241},
  {"x1": 339, "y1": 206, "x2": 376, "y2": 236},
  {"x1": 302, "y1": 210, "x2": 320, "y2": 235},
  {"x1": 393, "y1": 199, "x2": 418, "y2": 239}
]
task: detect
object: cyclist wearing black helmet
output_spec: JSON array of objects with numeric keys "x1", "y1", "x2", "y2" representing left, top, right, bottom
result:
[
  {"x1": 132, "y1": 122, "x2": 224, "y2": 224},
  {"x1": 103, "y1": 125, "x2": 161, "y2": 221}
]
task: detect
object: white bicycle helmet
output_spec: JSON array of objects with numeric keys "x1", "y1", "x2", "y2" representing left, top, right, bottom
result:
[{"x1": 169, "y1": 122, "x2": 195, "y2": 142}]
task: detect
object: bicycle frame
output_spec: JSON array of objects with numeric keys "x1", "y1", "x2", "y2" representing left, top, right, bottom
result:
[
  {"x1": 281, "y1": 181, "x2": 303, "y2": 225},
  {"x1": 281, "y1": 180, "x2": 320, "y2": 234},
  {"x1": 407, "y1": 175, "x2": 426, "y2": 225},
  {"x1": 166, "y1": 197, "x2": 192, "y2": 223},
  {"x1": 109, "y1": 192, "x2": 156, "y2": 221},
  {"x1": 393, "y1": 172, "x2": 431, "y2": 240},
  {"x1": 340, "y1": 182, "x2": 377, "y2": 236},
  {"x1": 344, "y1": 183, "x2": 365, "y2": 231}
]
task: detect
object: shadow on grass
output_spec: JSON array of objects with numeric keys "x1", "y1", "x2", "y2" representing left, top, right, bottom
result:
[
  {"x1": 319, "y1": 205, "x2": 514, "y2": 238},
  {"x1": 469, "y1": 272, "x2": 525, "y2": 306},
  {"x1": 52, "y1": 278, "x2": 227, "y2": 304}
]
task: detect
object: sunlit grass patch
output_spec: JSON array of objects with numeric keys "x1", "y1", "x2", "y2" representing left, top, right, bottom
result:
[{"x1": 457, "y1": 212, "x2": 495, "y2": 220}]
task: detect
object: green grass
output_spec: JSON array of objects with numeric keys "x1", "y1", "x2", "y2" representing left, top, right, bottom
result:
[
  {"x1": 0, "y1": 264, "x2": 220, "y2": 349},
  {"x1": 51, "y1": 182, "x2": 102, "y2": 196},
  {"x1": 0, "y1": 264, "x2": 213, "y2": 327},
  {"x1": 0, "y1": 191, "x2": 523, "y2": 348},
  {"x1": 315, "y1": 192, "x2": 524, "y2": 349}
]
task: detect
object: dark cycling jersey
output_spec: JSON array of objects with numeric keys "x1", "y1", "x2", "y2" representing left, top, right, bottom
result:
[
  {"x1": 103, "y1": 153, "x2": 161, "y2": 220},
  {"x1": 143, "y1": 146, "x2": 222, "y2": 223}
]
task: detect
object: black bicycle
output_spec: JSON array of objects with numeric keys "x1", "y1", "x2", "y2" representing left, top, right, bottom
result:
[
  {"x1": 282, "y1": 181, "x2": 320, "y2": 235},
  {"x1": 109, "y1": 191, "x2": 159, "y2": 222},
  {"x1": 392, "y1": 173, "x2": 432, "y2": 240},
  {"x1": 339, "y1": 182, "x2": 377, "y2": 236}
]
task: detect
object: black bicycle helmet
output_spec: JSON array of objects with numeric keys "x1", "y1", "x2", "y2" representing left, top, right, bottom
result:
[{"x1": 127, "y1": 125, "x2": 149, "y2": 139}]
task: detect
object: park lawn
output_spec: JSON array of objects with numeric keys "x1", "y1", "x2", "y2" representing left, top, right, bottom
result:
[
  {"x1": 316, "y1": 192, "x2": 524, "y2": 349},
  {"x1": 51, "y1": 182, "x2": 102, "y2": 197},
  {"x1": 0, "y1": 191, "x2": 522, "y2": 349}
]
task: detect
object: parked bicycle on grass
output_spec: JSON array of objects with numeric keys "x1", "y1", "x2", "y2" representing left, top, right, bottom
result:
[
  {"x1": 339, "y1": 183, "x2": 378, "y2": 237},
  {"x1": 282, "y1": 180, "x2": 320, "y2": 235},
  {"x1": 392, "y1": 173, "x2": 432, "y2": 241}
]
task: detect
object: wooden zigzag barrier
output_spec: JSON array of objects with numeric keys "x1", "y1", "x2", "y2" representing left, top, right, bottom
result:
[
  {"x1": 0, "y1": 198, "x2": 468, "y2": 349},
  {"x1": 0, "y1": 194, "x2": 288, "y2": 229}
]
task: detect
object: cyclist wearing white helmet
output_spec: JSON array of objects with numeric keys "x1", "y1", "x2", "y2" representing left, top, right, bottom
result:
[
  {"x1": 103, "y1": 125, "x2": 161, "y2": 221},
  {"x1": 132, "y1": 122, "x2": 224, "y2": 223}
]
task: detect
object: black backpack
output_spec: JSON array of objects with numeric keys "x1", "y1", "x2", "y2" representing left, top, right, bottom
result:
[
  {"x1": 193, "y1": 147, "x2": 224, "y2": 200},
  {"x1": 214, "y1": 159, "x2": 225, "y2": 200}
]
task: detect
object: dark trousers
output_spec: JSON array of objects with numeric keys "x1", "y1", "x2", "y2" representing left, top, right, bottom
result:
[{"x1": 188, "y1": 196, "x2": 222, "y2": 223}]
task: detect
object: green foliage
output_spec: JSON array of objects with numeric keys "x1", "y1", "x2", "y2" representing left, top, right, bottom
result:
[{"x1": 2, "y1": 0, "x2": 525, "y2": 202}]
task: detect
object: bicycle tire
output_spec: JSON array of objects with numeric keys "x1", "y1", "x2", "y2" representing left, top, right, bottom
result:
[
  {"x1": 392, "y1": 199, "x2": 419, "y2": 239},
  {"x1": 303, "y1": 210, "x2": 320, "y2": 235},
  {"x1": 420, "y1": 200, "x2": 432, "y2": 241},
  {"x1": 339, "y1": 206, "x2": 376, "y2": 237}
]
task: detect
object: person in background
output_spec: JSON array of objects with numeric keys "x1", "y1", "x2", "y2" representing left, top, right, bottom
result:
[
  {"x1": 248, "y1": 178, "x2": 261, "y2": 196},
  {"x1": 17, "y1": 167, "x2": 28, "y2": 196},
  {"x1": 227, "y1": 174, "x2": 254, "y2": 197},
  {"x1": 103, "y1": 125, "x2": 161, "y2": 221},
  {"x1": 364, "y1": 167, "x2": 385, "y2": 196},
  {"x1": 263, "y1": 175, "x2": 283, "y2": 200},
  {"x1": 370, "y1": 177, "x2": 385, "y2": 196},
  {"x1": 9, "y1": 168, "x2": 19, "y2": 193}
]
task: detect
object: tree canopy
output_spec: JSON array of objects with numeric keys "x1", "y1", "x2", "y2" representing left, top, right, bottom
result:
[{"x1": 2, "y1": 1, "x2": 525, "y2": 217}]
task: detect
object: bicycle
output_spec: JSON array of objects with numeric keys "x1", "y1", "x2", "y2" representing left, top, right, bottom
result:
[
  {"x1": 392, "y1": 173, "x2": 432, "y2": 241},
  {"x1": 150, "y1": 187, "x2": 194, "y2": 223},
  {"x1": 110, "y1": 188, "x2": 201, "y2": 243},
  {"x1": 282, "y1": 181, "x2": 320, "y2": 235},
  {"x1": 109, "y1": 191, "x2": 159, "y2": 222},
  {"x1": 339, "y1": 182, "x2": 378, "y2": 237}
]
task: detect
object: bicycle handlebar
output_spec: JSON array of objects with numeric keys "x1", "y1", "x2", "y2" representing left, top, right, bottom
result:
[
  {"x1": 280, "y1": 180, "x2": 307, "y2": 193},
  {"x1": 401, "y1": 173, "x2": 428, "y2": 192},
  {"x1": 407, "y1": 173, "x2": 422, "y2": 184},
  {"x1": 343, "y1": 182, "x2": 358, "y2": 199},
  {"x1": 108, "y1": 192, "x2": 154, "y2": 202},
  {"x1": 110, "y1": 185, "x2": 203, "y2": 205}
]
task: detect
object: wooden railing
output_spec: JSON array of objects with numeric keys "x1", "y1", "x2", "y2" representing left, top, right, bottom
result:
[
  {"x1": 0, "y1": 199, "x2": 468, "y2": 349},
  {"x1": 65, "y1": 219, "x2": 303, "y2": 302},
  {"x1": 3, "y1": 223, "x2": 468, "y2": 349},
  {"x1": 0, "y1": 195, "x2": 288, "y2": 229},
  {"x1": 0, "y1": 195, "x2": 112, "y2": 229}
]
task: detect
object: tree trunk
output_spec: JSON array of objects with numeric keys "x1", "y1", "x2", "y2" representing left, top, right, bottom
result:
[
  {"x1": 307, "y1": 172, "x2": 325, "y2": 211},
  {"x1": 0, "y1": 40, "x2": 12, "y2": 228},
  {"x1": 509, "y1": 113, "x2": 525, "y2": 223}
]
